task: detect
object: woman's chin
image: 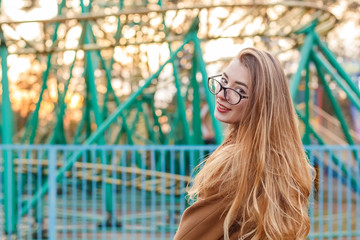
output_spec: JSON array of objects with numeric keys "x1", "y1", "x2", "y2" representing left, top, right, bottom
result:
[{"x1": 215, "y1": 113, "x2": 231, "y2": 124}]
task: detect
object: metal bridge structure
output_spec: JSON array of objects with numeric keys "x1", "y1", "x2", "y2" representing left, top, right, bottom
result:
[
  {"x1": 1, "y1": 0, "x2": 339, "y2": 146},
  {"x1": 1, "y1": 0, "x2": 360, "y2": 238}
]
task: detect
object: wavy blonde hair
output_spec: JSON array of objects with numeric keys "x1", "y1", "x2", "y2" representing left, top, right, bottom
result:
[{"x1": 188, "y1": 48, "x2": 313, "y2": 240}]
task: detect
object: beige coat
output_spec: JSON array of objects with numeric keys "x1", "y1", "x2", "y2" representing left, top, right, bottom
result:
[{"x1": 173, "y1": 193, "x2": 240, "y2": 240}]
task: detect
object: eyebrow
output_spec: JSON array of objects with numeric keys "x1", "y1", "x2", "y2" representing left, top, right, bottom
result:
[{"x1": 223, "y1": 72, "x2": 248, "y2": 89}]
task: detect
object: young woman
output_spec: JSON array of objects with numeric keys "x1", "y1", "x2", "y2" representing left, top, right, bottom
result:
[{"x1": 174, "y1": 48, "x2": 313, "y2": 240}]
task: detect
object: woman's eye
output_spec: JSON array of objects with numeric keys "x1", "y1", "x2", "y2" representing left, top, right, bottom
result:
[
  {"x1": 236, "y1": 88, "x2": 246, "y2": 94},
  {"x1": 221, "y1": 78, "x2": 227, "y2": 84}
]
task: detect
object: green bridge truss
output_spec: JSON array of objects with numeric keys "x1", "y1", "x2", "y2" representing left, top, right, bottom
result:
[
  {"x1": 1, "y1": 0, "x2": 339, "y2": 146},
  {"x1": 1, "y1": 0, "x2": 360, "y2": 236}
]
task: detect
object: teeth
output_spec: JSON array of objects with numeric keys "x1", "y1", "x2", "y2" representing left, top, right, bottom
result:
[{"x1": 218, "y1": 104, "x2": 228, "y2": 110}]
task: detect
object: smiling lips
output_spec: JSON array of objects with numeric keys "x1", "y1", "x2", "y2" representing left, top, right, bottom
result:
[{"x1": 216, "y1": 101, "x2": 231, "y2": 113}]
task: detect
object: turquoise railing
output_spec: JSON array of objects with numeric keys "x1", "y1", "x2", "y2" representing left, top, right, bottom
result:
[{"x1": 0, "y1": 144, "x2": 359, "y2": 239}]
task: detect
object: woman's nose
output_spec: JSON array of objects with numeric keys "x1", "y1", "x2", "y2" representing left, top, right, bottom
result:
[{"x1": 217, "y1": 88, "x2": 227, "y2": 100}]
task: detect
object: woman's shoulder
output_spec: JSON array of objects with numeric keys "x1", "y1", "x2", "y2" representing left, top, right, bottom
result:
[{"x1": 173, "y1": 195, "x2": 227, "y2": 240}]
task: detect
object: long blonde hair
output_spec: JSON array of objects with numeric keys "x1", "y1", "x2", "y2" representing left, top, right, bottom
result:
[{"x1": 188, "y1": 48, "x2": 313, "y2": 239}]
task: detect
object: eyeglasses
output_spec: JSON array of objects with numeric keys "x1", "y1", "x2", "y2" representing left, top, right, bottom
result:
[{"x1": 207, "y1": 74, "x2": 248, "y2": 105}]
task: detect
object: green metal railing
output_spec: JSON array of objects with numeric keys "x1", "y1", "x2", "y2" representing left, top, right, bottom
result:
[{"x1": 0, "y1": 144, "x2": 359, "y2": 239}]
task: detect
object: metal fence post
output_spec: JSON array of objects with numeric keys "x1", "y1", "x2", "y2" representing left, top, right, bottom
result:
[
  {"x1": 1, "y1": 28, "x2": 17, "y2": 236},
  {"x1": 48, "y1": 148, "x2": 57, "y2": 240}
]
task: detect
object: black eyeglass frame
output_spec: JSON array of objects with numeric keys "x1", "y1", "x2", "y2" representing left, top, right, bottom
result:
[{"x1": 207, "y1": 74, "x2": 248, "y2": 105}]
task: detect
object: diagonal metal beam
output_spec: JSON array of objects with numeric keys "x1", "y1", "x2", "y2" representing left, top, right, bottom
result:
[
  {"x1": 314, "y1": 33, "x2": 360, "y2": 99},
  {"x1": 312, "y1": 52, "x2": 356, "y2": 146},
  {"x1": 312, "y1": 52, "x2": 360, "y2": 111},
  {"x1": 192, "y1": 31, "x2": 224, "y2": 144},
  {"x1": 289, "y1": 23, "x2": 315, "y2": 100}
]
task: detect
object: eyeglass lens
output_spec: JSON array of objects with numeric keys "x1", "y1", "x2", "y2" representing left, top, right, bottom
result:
[{"x1": 208, "y1": 78, "x2": 241, "y2": 105}]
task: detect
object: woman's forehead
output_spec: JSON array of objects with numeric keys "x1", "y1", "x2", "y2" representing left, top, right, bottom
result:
[{"x1": 223, "y1": 59, "x2": 251, "y2": 86}]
